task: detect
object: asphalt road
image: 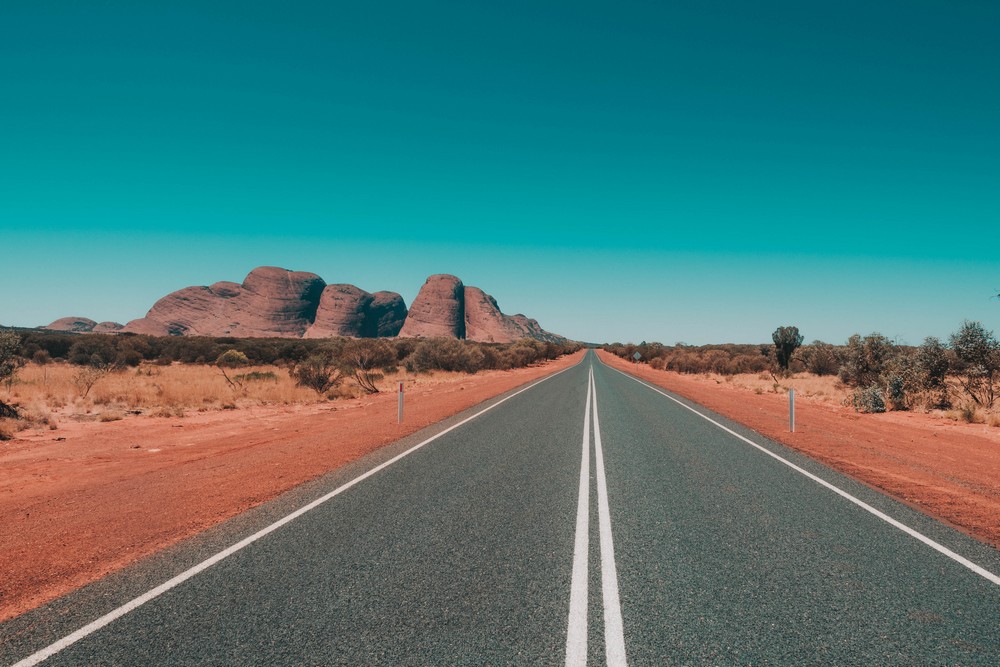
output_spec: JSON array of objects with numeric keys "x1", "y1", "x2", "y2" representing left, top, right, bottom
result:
[{"x1": 3, "y1": 350, "x2": 999, "y2": 665}]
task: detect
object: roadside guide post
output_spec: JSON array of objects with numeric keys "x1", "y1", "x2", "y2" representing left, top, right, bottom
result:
[
  {"x1": 398, "y1": 381, "x2": 404, "y2": 424},
  {"x1": 789, "y1": 388, "x2": 795, "y2": 432}
]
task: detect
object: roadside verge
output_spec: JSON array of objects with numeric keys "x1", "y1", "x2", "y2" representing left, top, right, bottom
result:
[{"x1": 0, "y1": 350, "x2": 585, "y2": 623}]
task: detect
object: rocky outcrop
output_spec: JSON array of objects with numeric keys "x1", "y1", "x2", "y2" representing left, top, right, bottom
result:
[
  {"x1": 398, "y1": 274, "x2": 466, "y2": 339},
  {"x1": 59, "y1": 266, "x2": 562, "y2": 342},
  {"x1": 368, "y1": 291, "x2": 408, "y2": 337},
  {"x1": 123, "y1": 267, "x2": 324, "y2": 337},
  {"x1": 92, "y1": 321, "x2": 124, "y2": 334},
  {"x1": 397, "y1": 278, "x2": 564, "y2": 343},
  {"x1": 44, "y1": 317, "x2": 98, "y2": 333},
  {"x1": 508, "y1": 314, "x2": 566, "y2": 344},
  {"x1": 464, "y1": 287, "x2": 528, "y2": 343},
  {"x1": 223, "y1": 267, "x2": 325, "y2": 337},
  {"x1": 305, "y1": 284, "x2": 372, "y2": 338},
  {"x1": 304, "y1": 285, "x2": 409, "y2": 338}
]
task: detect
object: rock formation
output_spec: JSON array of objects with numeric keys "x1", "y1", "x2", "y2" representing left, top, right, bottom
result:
[
  {"x1": 368, "y1": 291, "x2": 408, "y2": 337},
  {"x1": 54, "y1": 266, "x2": 563, "y2": 342},
  {"x1": 398, "y1": 274, "x2": 466, "y2": 339},
  {"x1": 44, "y1": 317, "x2": 99, "y2": 333},
  {"x1": 305, "y1": 285, "x2": 407, "y2": 338},
  {"x1": 92, "y1": 321, "x2": 125, "y2": 334},
  {"x1": 123, "y1": 267, "x2": 325, "y2": 337},
  {"x1": 399, "y1": 276, "x2": 565, "y2": 343}
]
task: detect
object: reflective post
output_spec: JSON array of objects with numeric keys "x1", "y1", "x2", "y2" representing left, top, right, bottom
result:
[
  {"x1": 789, "y1": 388, "x2": 795, "y2": 432},
  {"x1": 398, "y1": 381, "x2": 404, "y2": 424}
]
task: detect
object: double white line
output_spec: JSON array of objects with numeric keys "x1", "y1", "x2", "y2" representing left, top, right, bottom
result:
[{"x1": 566, "y1": 365, "x2": 627, "y2": 666}]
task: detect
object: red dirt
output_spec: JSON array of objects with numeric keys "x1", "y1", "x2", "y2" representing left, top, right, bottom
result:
[
  {"x1": 598, "y1": 351, "x2": 1000, "y2": 549},
  {"x1": 0, "y1": 352, "x2": 584, "y2": 623}
]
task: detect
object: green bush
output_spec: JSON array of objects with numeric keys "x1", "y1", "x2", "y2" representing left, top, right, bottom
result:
[
  {"x1": 804, "y1": 341, "x2": 840, "y2": 376},
  {"x1": 851, "y1": 385, "x2": 886, "y2": 413},
  {"x1": 949, "y1": 320, "x2": 999, "y2": 407}
]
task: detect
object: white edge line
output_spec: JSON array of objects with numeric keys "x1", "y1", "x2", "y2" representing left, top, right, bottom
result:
[
  {"x1": 591, "y1": 367, "x2": 628, "y2": 666},
  {"x1": 11, "y1": 361, "x2": 581, "y2": 667},
  {"x1": 564, "y1": 363, "x2": 592, "y2": 667},
  {"x1": 600, "y1": 359, "x2": 1000, "y2": 587}
]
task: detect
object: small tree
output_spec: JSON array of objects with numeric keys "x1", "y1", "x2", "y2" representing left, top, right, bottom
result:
[
  {"x1": 950, "y1": 320, "x2": 999, "y2": 407},
  {"x1": 341, "y1": 339, "x2": 394, "y2": 395},
  {"x1": 839, "y1": 333, "x2": 894, "y2": 388},
  {"x1": 771, "y1": 326, "x2": 804, "y2": 372},
  {"x1": 291, "y1": 352, "x2": 344, "y2": 397},
  {"x1": 72, "y1": 364, "x2": 111, "y2": 398},
  {"x1": 216, "y1": 349, "x2": 251, "y2": 392},
  {"x1": 916, "y1": 337, "x2": 951, "y2": 408},
  {"x1": 0, "y1": 331, "x2": 22, "y2": 418}
]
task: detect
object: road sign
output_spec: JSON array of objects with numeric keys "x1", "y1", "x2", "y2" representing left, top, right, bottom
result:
[{"x1": 632, "y1": 352, "x2": 642, "y2": 361}]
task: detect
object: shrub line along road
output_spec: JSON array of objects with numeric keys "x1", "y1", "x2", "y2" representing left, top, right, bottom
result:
[{"x1": 3, "y1": 351, "x2": 998, "y2": 665}]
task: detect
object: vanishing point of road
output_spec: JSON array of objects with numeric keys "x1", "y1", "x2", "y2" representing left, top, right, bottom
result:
[{"x1": 3, "y1": 350, "x2": 998, "y2": 665}]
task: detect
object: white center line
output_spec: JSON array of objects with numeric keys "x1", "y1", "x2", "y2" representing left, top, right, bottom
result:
[
  {"x1": 591, "y1": 366, "x2": 628, "y2": 666},
  {"x1": 564, "y1": 366, "x2": 592, "y2": 667},
  {"x1": 566, "y1": 363, "x2": 629, "y2": 667}
]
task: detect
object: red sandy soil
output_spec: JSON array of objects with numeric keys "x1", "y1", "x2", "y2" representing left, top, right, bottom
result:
[
  {"x1": 599, "y1": 351, "x2": 1000, "y2": 550},
  {"x1": 0, "y1": 351, "x2": 584, "y2": 623}
]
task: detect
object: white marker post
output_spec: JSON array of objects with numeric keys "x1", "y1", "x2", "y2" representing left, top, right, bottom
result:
[
  {"x1": 789, "y1": 388, "x2": 795, "y2": 432},
  {"x1": 398, "y1": 381, "x2": 404, "y2": 424}
]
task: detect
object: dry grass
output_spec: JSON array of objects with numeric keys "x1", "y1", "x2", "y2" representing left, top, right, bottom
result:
[
  {"x1": 1, "y1": 361, "x2": 445, "y2": 430},
  {"x1": 668, "y1": 369, "x2": 1000, "y2": 426},
  {"x1": 696, "y1": 371, "x2": 848, "y2": 405}
]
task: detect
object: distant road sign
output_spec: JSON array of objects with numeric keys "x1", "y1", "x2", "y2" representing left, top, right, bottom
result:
[{"x1": 632, "y1": 352, "x2": 642, "y2": 361}]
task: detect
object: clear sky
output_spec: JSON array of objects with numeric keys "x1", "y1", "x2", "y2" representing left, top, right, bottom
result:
[{"x1": 1, "y1": 1, "x2": 997, "y2": 344}]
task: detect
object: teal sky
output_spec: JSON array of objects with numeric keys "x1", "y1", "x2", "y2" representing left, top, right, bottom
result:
[{"x1": 2, "y1": 1, "x2": 997, "y2": 344}]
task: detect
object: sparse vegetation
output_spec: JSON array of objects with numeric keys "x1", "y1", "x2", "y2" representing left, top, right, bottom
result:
[
  {"x1": 950, "y1": 320, "x2": 999, "y2": 407},
  {"x1": 0, "y1": 331, "x2": 580, "y2": 431},
  {"x1": 604, "y1": 320, "x2": 1000, "y2": 422},
  {"x1": 216, "y1": 349, "x2": 251, "y2": 391},
  {"x1": 0, "y1": 331, "x2": 22, "y2": 418}
]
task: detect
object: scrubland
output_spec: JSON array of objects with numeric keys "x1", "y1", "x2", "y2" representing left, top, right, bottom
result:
[{"x1": 0, "y1": 331, "x2": 582, "y2": 439}]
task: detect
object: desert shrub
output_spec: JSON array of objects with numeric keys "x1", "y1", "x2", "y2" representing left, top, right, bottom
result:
[
  {"x1": 804, "y1": 341, "x2": 840, "y2": 376},
  {"x1": 839, "y1": 333, "x2": 894, "y2": 388},
  {"x1": 290, "y1": 352, "x2": 345, "y2": 396},
  {"x1": 949, "y1": 320, "x2": 999, "y2": 407},
  {"x1": 67, "y1": 338, "x2": 118, "y2": 366},
  {"x1": 342, "y1": 339, "x2": 395, "y2": 394},
  {"x1": 407, "y1": 338, "x2": 485, "y2": 373},
  {"x1": 851, "y1": 385, "x2": 886, "y2": 413},
  {"x1": 233, "y1": 371, "x2": 278, "y2": 383},
  {"x1": 72, "y1": 365, "x2": 111, "y2": 398},
  {"x1": 0, "y1": 331, "x2": 23, "y2": 418},
  {"x1": 728, "y1": 353, "x2": 770, "y2": 375},
  {"x1": 915, "y1": 337, "x2": 951, "y2": 408}
]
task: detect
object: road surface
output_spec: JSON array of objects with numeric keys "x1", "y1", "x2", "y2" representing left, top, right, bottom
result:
[{"x1": 3, "y1": 350, "x2": 998, "y2": 665}]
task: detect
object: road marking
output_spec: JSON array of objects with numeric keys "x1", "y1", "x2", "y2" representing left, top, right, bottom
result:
[
  {"x1": 604, "y1": 361, "x2": 1000, "y2": 587},
  {"x1": 10, "y1": 362, "x2": 581, "y2": 667},
  {"x1": 591, "y1": 366, "x2": 628, "y2": 666},
  {"x1": 564, "y1": 366, "x2": 592, "y2": 667}
]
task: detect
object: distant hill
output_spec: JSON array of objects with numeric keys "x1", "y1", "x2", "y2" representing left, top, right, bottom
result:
[{"x1": 44, "y1": 266, "x2": 565, "y2": 343}]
